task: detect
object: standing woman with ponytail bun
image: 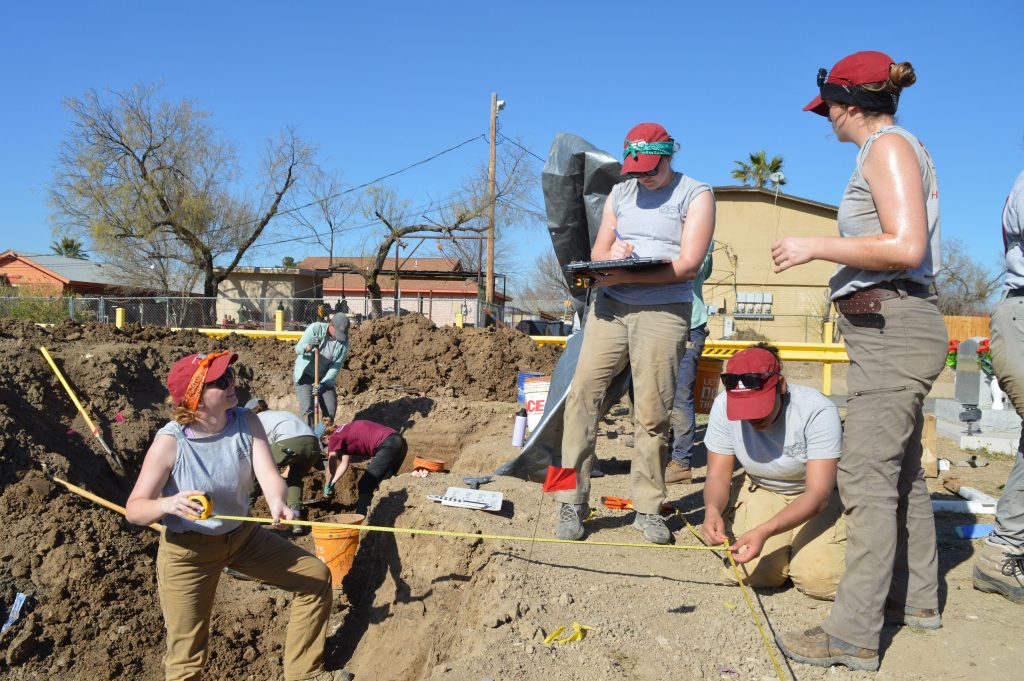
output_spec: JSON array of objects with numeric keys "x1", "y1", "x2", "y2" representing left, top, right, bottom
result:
[{"x1": 771, "y1": 52, "x2": 947, "y2": 672}]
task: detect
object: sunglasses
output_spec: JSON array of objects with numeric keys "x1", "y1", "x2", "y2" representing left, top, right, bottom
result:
[
  {"x1": 208, "y1": 367, "x2": 235, "y2": 390},
  {"x1": 817, "y1": 67, "x2": 854, "y2": 90},
  {"x1": 627, "y1": 158, "x2": 662, "y2": 179},
  {"x1": 720, "y1": 372, "x2": 778, "y2": 391}
]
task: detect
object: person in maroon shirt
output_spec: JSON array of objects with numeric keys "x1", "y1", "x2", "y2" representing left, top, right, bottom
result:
[{"x1": 324, "y1": 420, "x2": 408, "y2": 515}]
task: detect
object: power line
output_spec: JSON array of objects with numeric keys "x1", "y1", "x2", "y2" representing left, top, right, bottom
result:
[{"x1": 496, "y1": 132, "x2": 546, "y2": 164}]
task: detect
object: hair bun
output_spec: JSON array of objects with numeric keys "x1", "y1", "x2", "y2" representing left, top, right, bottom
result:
[{"x1": 889, "y1": 61, "x2": 916, "y2": 89}]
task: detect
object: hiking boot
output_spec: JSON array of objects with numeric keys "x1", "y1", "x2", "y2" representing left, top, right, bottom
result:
[
  {"x1": 776, "y1": 626, "x2": 879, "y2": 672},
  {"x1": 555, "y1": 502, "x2": 589, "y2": 541},
  {"x1": 883, "y1": 599, "x2": 942, "y2": 629},
  {"x1": 972, "y1": 536, "x2": 1024, "y2": 604},
  {"x1": 633, "y1": 512, "x2": 671, "y2": 545},
  {"x1": 299, "y1": 670, "x2": 353, "y2": 681},
  {"x1": 590, "y1": 459, "x2": 605, "y2": 478},
  {"x1": 664, "y1": 460, "x2": 692, "y2": 484}
]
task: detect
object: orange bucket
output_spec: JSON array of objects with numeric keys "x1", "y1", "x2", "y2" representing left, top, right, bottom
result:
[
  {"x1": 412, "y1": 456, "x2": 445, "y2": 473},
  {"x1": 311, "y1": 513, "x2": 364, "y2": 589}
]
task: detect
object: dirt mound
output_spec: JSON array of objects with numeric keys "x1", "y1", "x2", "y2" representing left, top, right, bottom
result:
[{"x1": 0, "y1": 315, "x2": 558, "y2": 680}]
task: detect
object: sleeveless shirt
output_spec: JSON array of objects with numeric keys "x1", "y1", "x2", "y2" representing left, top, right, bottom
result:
[
  {"x1": 606, "y1": 173, "x2": 712, "y2": 305},
  {"x1": 830, "y1": 126, "x2": 941, "y2": 300},
  {"x1": 158, "y1": 407, "x2": 253, "y2": 535}
]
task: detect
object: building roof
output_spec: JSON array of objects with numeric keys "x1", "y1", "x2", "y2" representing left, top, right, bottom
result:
[
  {"x1": 712, "y1": 185, "x2": 838, "y2": 213},
  {"x1": 1, "y1": 250, "x2": 138, "y2": 288},
  {"x1": 297, "y1": 255, "x2": 466, "y2": 274}
]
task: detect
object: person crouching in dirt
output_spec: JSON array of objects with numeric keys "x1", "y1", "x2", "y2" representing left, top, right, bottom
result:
[
  {"x1": 323, "y1": 419, "x2": 408, "y2": 516},
  {"x1": 245, "y1": 397, "x2": 322, "y2": 536},
  {"x1": 701, "y1": 344, "x2": 846, "y2": 600},
  {"x1": 294, "y1": 312, "x2": 349, "y2": 427},
  {"x1": 126, "y1": 351, "x2": 345, "y2": 681}
]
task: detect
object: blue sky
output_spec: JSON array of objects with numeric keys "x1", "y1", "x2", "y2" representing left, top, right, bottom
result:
[{"x1": 2, "y1": 1, "x2": 1022, "y2": 286}]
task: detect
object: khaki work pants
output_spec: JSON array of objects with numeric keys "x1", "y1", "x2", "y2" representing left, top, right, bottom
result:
[
  {"x1": 723, "y1": 475, "x2": 846, "y2": 600},
  {"x1": 157, "y1": 522, "x2": 333, "y2": 681},
  {"x1": 823, "y1": 294, "x2": 947, "y2": 650},
  {"x1": 557, "y1": 292, "x2": 690, "y2": 514},
  {"x1": 990, "y1": 295, "x2": 1024, "y2": 547}
]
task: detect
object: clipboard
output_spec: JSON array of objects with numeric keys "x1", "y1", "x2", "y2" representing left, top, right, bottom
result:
[{"x1": 564, "y1": 257, "x2": 670, "y2": 278}]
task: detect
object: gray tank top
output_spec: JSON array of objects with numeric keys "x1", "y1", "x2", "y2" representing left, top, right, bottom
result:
[
  {"x1": 1002, "y1": 170, "x2": 1024, "y2": 292},
  {"x1": 606, "y1": 173, "x2": 712, "y2": 305},
  {"x1": 159, "y1": 407, "x2": 253, "y2": 535},
  {"x1": 830, "y1": 126, "x2": 941, "y2": 300}
]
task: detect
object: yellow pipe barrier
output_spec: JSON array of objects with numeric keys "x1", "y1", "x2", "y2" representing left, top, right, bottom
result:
[
  {"x1": 115, "y1": 307, "x2": 125, "y2": 328},
  {"x1": 274, "y1": 309, "x2": 284, "y2": 332}
]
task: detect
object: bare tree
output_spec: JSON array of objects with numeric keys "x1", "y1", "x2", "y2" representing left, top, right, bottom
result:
[
  {"x1": 287, "y1": 165, "x2": 356, "y2": 268},
  {"x1": 49, "y1": 83, "x2": 313, "y2": 320},
  {"x1": 511, "y1": 251, "x2": 572, "y2": 316},
  {"x1": 934, "y1": 238, "x2": 1002, "y2": 315},
  {"x1": 328, "y1": 142, "x2": 541, "y2": 317}
]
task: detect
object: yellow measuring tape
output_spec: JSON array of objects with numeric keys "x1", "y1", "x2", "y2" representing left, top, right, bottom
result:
[{"x1": 206, "y1": 511, "x2": 723, "y2": 552}]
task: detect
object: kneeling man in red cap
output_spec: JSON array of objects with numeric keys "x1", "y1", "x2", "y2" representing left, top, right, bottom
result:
[{"x1": 701, "y1": 343, "x2": 846, "y2": 600}]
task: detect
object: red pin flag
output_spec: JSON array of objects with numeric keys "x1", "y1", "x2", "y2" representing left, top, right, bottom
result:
[{"x1": 543, "y1": 465, "x2": 577, "y2": 493}]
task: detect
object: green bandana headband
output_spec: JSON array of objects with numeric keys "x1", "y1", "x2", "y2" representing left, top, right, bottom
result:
[{"x1": 623, "y1": 140, "x2": 675, "y2": 161}]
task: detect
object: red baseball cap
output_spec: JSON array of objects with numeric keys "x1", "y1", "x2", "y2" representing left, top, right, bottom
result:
[
  {"x1": 804, "y1": 50, "x2": 896, "y2": 117},
  {"x1": 723, "y1": 348, "x2": 782, "y2": 421},
  {"x1": 167, "y1": 351, "x2": 238, "y2": 404},
  {"x1": 621, "y1": 122, "x2": 673, "y2": 175}
]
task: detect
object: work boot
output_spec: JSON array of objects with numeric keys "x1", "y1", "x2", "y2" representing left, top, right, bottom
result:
[
  {"x1": 972, "y1": 535, "x2": 1024, "y2": 604},
  {"x1": 664, "y1": 460, "x2": 692, "y2": 484},
  {"x1": 883, "y1": 599, "x2": 942, "y2": 629},
  {"x1": 633, "y1": 512, "x2": 671, "y2": 545},
  {"x1": 289, "y1": 505, "x2": 309, "y2": 536},
  {"x1": 555, "y1": 502, "x2": 590, "y2": 541},
  {"x1": 776, "y1": 626, "x2": 879, "y2": 672}
]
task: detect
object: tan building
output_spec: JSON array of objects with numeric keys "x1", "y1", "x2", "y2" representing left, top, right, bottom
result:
[
  {"x1": 704, "y1": 186, "x2": 838, "y2": 343},
  {"x1": 215, "y1": 266, "x2": 320, "y2": 325}
]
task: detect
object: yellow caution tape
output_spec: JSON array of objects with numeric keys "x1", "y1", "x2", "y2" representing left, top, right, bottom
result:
[{"x1": 543, "y1": 622, "x2": 596, "y2": 645}]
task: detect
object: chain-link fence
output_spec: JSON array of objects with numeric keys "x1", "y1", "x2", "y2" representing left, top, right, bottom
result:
[{"x1": 0, "y1": 293, "x2": 524, "y2": 330}]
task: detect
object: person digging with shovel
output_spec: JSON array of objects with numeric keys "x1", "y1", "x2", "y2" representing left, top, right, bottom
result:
[{"x1": 294, "y1": 312, "x2": 349, "y2": 428}]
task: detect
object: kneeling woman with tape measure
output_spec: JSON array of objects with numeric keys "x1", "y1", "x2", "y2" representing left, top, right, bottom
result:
[{"x1": 126, "y1": 351, "x2": 342, "y2": 681}]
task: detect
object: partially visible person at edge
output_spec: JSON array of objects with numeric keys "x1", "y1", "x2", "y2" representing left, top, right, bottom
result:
[
  {"x1": 125, "y1": 351, "x2": 347, "y2": 681},
  {"x1": 294, "y1": 312, "x2": 349, "y2": 427},
  {"x1": 665, "y1": 240, "x2": 714, "y2": 484},
  {"x1": 971, "y1": 169, "x2": 1024, "y2": 604},
  {"x1": 701, "y1": 344, "x2": 846, "y2": 600},
  {"x1": 245, "y1": 397, "x2": 322, "y2": 536},
  {"x1": 555, "y1": 122, "x2": 716, "y2": 545},
  {"x1": 323, "y1": 419, "x2": 408, "y2": 516},
  {"x1": 770, "y1": 51, "x2": 947, "y2": 672}
]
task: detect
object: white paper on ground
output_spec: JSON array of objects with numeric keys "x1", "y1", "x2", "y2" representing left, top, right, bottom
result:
[{"x1": 427, "y1": 487, "x2": 504, "y2": 511}]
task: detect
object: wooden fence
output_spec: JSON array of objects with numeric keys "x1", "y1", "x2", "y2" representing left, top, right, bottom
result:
[{"x1": 945, "y1": 315, "x2": 990, "y2": 341}]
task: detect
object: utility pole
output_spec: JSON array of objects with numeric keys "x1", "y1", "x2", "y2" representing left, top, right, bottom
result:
[{"x1": 486, "y1": 92, "x2": 500, "y2": 306}]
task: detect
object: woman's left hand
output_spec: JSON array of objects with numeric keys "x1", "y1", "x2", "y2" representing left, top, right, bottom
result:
[
  {"x1": 729, "y1": 527, "x2": 769, "y2": 564},
  {"x1": 771, "y1": 236, "x2": 816, "y2": 273}
]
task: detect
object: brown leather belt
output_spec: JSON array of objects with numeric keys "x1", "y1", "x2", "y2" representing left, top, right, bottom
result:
[{"x1": 834, "y1": 281, "x2": 933, "y2": 315}]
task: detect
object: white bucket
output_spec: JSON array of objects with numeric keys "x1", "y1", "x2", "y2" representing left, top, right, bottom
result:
[{"x1": 523, "y1": 376, "x2": 551, "y2": 431}]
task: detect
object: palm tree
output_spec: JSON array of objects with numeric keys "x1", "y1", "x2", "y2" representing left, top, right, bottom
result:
[
  {"x1": 50, "y1": 237, "x2": 88, "y2": 259},
  {"x1": 731, "y1": 151, "x2": 786, "y2": 189}
]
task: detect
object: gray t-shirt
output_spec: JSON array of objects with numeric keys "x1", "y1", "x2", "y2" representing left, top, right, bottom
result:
[
  {"x1": 830, "y1": 126, "x2": 941, "y2": 299},
  {"x1": 1002, "y1": 170, "x2": 1024, "y2": 292},
  {"x1": 703, "y1": 384, "x2": 842, "y2": 494},
  {"x1": 256, "y1": 410, "x2": 315, "y2": 443},
  {"x1": 159, "y1": 407, "x2": 253, "y2": 535},
  {"x1": 605, "y1": 173, "x2": 712, "y2": 305}
]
